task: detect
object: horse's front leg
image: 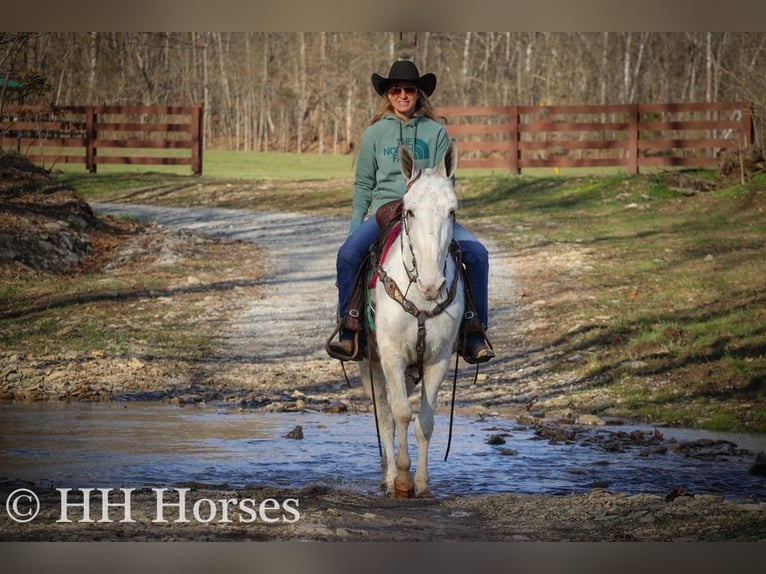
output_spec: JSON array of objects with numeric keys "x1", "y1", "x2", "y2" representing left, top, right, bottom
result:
[
  {"x1": 367, "y1": 361, "x2": 397, "y2": 495},
  {"x1": 413, "y1": 354, "x2": 451, "y2": 497},
  {"x1": 380, "y1": 355, "x2": 414, "y2": 498},
  {"x1": 359, "y1": 360, "x2": 397, "y2": 493}
]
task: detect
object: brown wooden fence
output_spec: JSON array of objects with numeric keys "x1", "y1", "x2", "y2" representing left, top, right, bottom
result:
[
  {"x1": 0, "y1": 104, "x2": 204, "y2": 174},
  {"x1": 439, "y1": 102, "x2": 754, "y2": 174}
]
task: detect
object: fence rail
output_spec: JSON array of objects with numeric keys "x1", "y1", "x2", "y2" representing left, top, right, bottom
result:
[
  {"x1": 1, "y1": 101, "x2": 753, "y2": 176},
  {"x1": 438, "y1": 102, "x2": 754, "y2": 173},
  {"x1": 0, "y1": 104, "x2": 204, "y2": 174}
]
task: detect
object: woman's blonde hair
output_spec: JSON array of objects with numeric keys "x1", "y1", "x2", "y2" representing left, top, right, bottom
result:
[{"x1": 370, "y1": 89, "x2": 441, "y2": 125}]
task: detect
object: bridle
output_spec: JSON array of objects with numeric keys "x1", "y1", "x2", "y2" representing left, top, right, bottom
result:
[
  {"x1": 400, "y1": 209, "x2": 420, "y2": 286},
  {"x1": 400, "y1": 173, "x2": 422, "y2": 285}
]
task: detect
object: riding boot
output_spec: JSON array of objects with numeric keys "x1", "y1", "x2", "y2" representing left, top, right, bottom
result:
[
  {"x1": 460, "y1": 313, "x2": 495, "y2": 364},
  {"x1": 326, "y1": 313, "x2": 364, "y2": 362},
  {"x1": 326, "y1": 262, "x2": 367, "y2": 362},
  {"x1": 459, "y1": 274, "x2": 495, "y2": 364}
]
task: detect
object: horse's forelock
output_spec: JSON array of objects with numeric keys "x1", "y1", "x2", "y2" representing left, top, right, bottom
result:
[{"x1": 404, "y1": 171, "x2": 458, "y2": 214}]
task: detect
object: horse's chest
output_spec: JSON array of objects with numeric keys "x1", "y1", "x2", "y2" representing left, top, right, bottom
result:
[{"x1": 371, "y1": 277, "x2": 461, "y2": 344}]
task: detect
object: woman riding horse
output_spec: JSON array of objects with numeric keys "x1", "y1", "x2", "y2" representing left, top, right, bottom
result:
[{"x1": 327, "y1": 58, "x2": 494, "y2": 365}]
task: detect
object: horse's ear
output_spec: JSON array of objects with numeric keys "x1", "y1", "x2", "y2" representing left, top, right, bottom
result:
[
  {"x1": 399, "y1": 144, "x2": 419, "y2": 183},
  {"x1": 439, "y1": 139, "x2": 458, "y2": 180}
]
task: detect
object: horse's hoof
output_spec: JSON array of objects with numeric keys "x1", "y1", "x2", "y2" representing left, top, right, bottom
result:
[
  {"x1": 394, "y1": 479, "x2": 415, "y2": 498},
  {"x1": 416, "y1": 489, "x2": 434, "y2": 498}
]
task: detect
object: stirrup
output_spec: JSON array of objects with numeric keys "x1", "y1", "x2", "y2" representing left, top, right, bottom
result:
[
  {"x1": 459, "y1": 311, "x2": 494, "y2": 364},
  {"x1": 325, "y1": 324, "x2": 363, "y2": 362},
  {"x1": 462, "y1": 338, "x2": 495, "y2": 364}
]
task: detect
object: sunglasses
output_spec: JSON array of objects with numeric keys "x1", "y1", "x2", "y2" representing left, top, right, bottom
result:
[{"x1": 388, "y1": 86, "x2": 418, "y2": 96}]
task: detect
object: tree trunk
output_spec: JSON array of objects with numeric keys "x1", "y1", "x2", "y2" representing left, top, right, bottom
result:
[
  {"x1": 623, "y1": 33, "x2": 632, "y2": 102},
  {"x1": 420, "y1": 32, "x2": 430, "y2": 73},
  {"x1": 600, "y1": 32, "x2": 609, "y2": 105},
  {"x1": 215, "y1": 33, "x2": 234, "y2": 148},
  {"x1": 629, "y1": 33, "x2": 648, "y2": 103},
  {"x1": 88, "y1": 32, "x2": 98, "y2": 103},
  {"x1": 317, "y1": 32, "x2": 326, "y2": 154},
  {"x1": 296, "y1": 32, "x2": 307, "y2": 153},
  {"x1": 202, "y1": 33, "x2": 210, "y2": 145}
]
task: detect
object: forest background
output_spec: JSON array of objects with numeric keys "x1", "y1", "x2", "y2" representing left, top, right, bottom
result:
[{"x1": 2, "y1": 32, "x2": 765, "y2": 153}]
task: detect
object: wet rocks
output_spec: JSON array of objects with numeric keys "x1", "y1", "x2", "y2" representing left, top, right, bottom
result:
[
  {"x1": 486, "y1": 433, "x2": 507, "y2": 445},
  {"x1": 666, "y1": 438, "x2": 745, "y2": 460},
  {"x1": 534, "y1": 423, "x2": 578, "y2": 444},
  {"x1": 577, "y1": 427, "x2": 665, "y2": 453},
  {"x1": 322, "y1": 401, "x2": 349, "y2": 414}
]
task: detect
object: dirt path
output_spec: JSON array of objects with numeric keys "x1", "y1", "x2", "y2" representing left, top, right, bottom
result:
[
  {"x1": 92, "y1": 203, "x2": 529, "y2": 415},
  {"x1": 92, "y1": 203, "x2": 348, "y2": 362}
]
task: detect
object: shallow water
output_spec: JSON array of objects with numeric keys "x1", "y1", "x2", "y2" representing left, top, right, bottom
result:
[{"x1": 1, "y1": 402, "x2": 764, "y2": 501}]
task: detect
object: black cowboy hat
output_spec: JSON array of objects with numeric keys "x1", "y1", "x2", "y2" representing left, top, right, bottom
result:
[{"x1": 371, "y1": 59, "x2": 437, "y2": 97}]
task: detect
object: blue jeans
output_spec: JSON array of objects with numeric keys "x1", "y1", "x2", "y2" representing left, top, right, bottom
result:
[{"x1": 336, "y1": 217, "x2": 490, "y2": 328}]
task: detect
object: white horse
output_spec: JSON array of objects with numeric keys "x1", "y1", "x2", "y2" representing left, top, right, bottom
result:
[{"x1": 361, "y1": 140, "x2": 464, "y2": 498}]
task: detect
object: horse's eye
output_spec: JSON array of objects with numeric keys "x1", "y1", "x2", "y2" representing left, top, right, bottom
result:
[
  {"x1": 405, "y1": 209, "x2": 414, "y2": 219},
  {"x1": 449, "y1": 210, "x2": 456, "y2": 220}
]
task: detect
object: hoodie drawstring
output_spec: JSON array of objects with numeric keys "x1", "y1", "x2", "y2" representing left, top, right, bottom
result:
[{"x1": 399, "y1": 120, "x2": 418, "y2": 162}]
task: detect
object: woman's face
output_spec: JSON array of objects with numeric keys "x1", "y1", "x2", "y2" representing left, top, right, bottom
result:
[{"x1": 387, "y1": 84, "x2": 419, "y2": 120}]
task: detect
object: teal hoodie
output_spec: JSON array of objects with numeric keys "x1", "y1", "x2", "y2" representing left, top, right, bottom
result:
[{"x1": 349, "y1": 113, "x2": 450, "y2": 233}]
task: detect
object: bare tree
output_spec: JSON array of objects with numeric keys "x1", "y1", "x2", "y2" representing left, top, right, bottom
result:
[
  {"x1": 4, "y1": 33, "x2": 764, "y2": 154},
  {"x1": 1, "y1": 33, "x2": 37, "y2": 112}
]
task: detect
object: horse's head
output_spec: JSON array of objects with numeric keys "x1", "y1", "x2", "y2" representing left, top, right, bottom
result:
[{"x1": 399, "y1": 139, "x2": 459, "y2": 300}]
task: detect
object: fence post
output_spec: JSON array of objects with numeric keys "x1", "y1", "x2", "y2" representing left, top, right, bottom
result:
[
  {"x1": 740, "y1": 102, "x2": 754, "y2": 148},
  {"x1": 191, "y1": 103, "x2": 203, "y2": 175},
  {"x1": 85, "y1": 106, "x2": 97, "y2": 173},
  {"x1": 509, "y1": 105, "x2": 520, "y2": 174},
  {"x1": 627, "y1": 104, "x2": 639, "y2": 175}
]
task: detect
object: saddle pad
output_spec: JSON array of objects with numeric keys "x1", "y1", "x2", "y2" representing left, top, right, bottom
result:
[{"x1": 368, "y1": 222, "x2": 402, "y2": 288}]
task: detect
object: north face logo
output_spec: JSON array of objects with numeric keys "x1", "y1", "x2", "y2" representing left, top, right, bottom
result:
[{"x1": 383, "y1": 139, "x2": 431, "y2": 162}]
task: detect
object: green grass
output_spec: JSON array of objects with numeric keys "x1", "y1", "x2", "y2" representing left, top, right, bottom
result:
[
  {"x1": 42, "y1": 151, "x2": 766, "y2": 432},
  {"x1": 53, "y1": 150, "x2": 359, "y2": 207},
  {"x1": 450, "y1": 168, "x2": 766, "y2": 432},
  {"x1": 55, "y1": 149, "x2": 357, "y2": 179},
  {"x1": 0, "y1": 284, "x2": 19, "y2": 301}
]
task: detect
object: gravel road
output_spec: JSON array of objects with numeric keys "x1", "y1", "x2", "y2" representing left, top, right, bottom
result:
[
  {"x1": 92, "y1": 203, "x2": 524, "y2": 413},
  {"x1": 94, "y1": 204, "x2": 348, "y2": 360}
]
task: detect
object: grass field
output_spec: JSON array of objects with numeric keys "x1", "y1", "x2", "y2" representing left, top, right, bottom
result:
[
  {"x1": 457, "y1": 171, "x2": 766, "y2": 431},
  {"x1": 12, "y1": 150, "x2": 766, "y2": 431},
  {"x1": 54, "y1": 148, "x2": 626, "y2": 181},
  {"x1": 53, "y1": 149, "x2": 357, "y2": 179}
]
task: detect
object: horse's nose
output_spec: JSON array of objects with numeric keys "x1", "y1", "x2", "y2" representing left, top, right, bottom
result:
[{"x1": 417, "y1": 277, "x2": 446, "y2": 300}]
